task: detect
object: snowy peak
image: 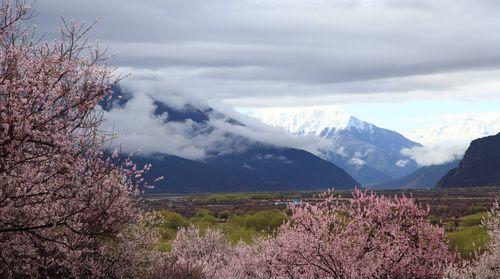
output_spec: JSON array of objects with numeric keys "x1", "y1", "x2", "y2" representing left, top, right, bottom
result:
[
  {"x1": 247, "y1": 106, "x2": 421, "y2": 184},
  {"x1": 248, "y1": 106, "x2": 372, "y2": 137},
  {"x1": 405, "y1": 113, "x2": 500, "y2": 146}
]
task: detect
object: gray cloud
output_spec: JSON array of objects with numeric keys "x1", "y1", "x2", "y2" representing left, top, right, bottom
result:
[{"x1": 31, "y1": 0, "x2": 500, "y2": 106}]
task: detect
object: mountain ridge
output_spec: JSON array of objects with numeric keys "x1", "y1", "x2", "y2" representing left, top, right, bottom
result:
[
  {"x1": 249, "y1": 106, "x2": 421, "y2": 185},
  {"x1": 405, "y1": 113, "x2": 500, "y2": 146}
]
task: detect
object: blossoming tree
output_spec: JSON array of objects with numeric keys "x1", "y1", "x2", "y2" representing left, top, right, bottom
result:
[
  {"x1": 152, "y1": 190, "x2": 454, "y2": 279},
  {"x1": 0, "y1": 1, "x2": 156, "y2": 277},
  {"x1": 255, "y1": 189, "x2": 453, "y2": 278}
]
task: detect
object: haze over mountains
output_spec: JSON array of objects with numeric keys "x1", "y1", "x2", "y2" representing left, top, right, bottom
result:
[{"x1": 372, "y1": 161, "x2": 460, "y2": 190}]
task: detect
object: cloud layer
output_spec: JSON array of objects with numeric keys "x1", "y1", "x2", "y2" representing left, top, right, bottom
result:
[
  {"x1": 401, "y1": 145, "x2": 465, "y2": 166},
  {"x1": 102, "y1": 87, "x2": 323, "y2": 160},
  {"x1": 34, "y1": 0, "x2": 500, "y2": 106},
  {"x1": 34, "y1": 1, "x2": 500, "y2": 167}
]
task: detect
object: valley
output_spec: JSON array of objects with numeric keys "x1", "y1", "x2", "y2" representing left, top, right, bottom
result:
[
  {"x1": 143, "y1": 187, "x2": 500, "y2": 259},
  {"x1": 4, "y1": 1, "x2": 500, "y2": 277}
]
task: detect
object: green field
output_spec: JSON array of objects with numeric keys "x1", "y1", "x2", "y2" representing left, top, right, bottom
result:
[{"x1": 446, "y1": 212, "x2": 490, "y2": 259}]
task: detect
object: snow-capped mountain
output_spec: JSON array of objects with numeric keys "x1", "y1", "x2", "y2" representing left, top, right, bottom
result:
[
  {"x1": 251, "y1": 106, "x2": 371, "y2": 136},
  {"x1": 404, "y1": 113, "x2": 500, "y2": 146},
  {"x1": 248, "y1": 106, "x2": 421, "y2": 185}
]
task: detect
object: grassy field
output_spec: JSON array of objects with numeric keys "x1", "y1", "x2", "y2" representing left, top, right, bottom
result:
[{"x1": 446, "y1": 212, "x2": 490, "y2": 259}]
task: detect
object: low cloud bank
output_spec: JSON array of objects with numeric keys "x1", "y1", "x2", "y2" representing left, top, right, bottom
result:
[
  {"x1": 102, "y1": 86, "x2": 324, "y2": 161},
  {"x1": 401, "y1": 144, "x2": 465, "y2": 166}
]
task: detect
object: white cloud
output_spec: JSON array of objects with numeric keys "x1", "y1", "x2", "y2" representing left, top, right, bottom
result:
[
  {"x1": 103, "y1": 93, "x2": 211, "y2": 159},
  {"x1": 33, "y1": 0, "x2": 500, "y2": 166},
  {"x1": 102, "y1": 89, "x2": 324, "y2": 160},
  {"x1": 347, "y1": 157, "x2": 366, "y2": 166},
  {"x1": 255, "y1": 154, "x2": 293, "y2": 164},
  {"x1": 395, "y1": 159, "x2": 409, "y2": 168},
  {"x1": 401, "y1": 144, "x2": 465, "y2": 166}
]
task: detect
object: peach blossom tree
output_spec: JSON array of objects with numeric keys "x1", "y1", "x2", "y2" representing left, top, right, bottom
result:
[
  {"x1": 0, "y1": 1, "x2": 157, "y2": 277},
  {"x1": 152, "y1": 190, "x2": 454, "y2": 279},
  {"x1": 231, "y1": 189, "x2": 454, "y2": 278}
]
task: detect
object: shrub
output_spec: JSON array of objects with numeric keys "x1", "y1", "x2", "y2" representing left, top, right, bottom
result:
[
  {"x1": 218, "y1": 210, "x2": 232, "y2": 220},
  {"x1": 246, "y1": 189, "x2": 453, "y2": 278},
  {"x1": 447, "y1": 226, "x2": 489, "y2": 259},
  {"x1": 460, "y1": 212, "x2": 488, "y2": 227},
  {"x1": 243, "y1": 210, "x2": 287, "y2": 233},
  {"x1": 469, "y1": 205, "x2": 487, "y2": 214},
  {"x1": 148, "y1": 226, "x2": 234, "y2": 278},
  {"x1": 159, "y1": 211, "x2": 189, "y2": 230}
]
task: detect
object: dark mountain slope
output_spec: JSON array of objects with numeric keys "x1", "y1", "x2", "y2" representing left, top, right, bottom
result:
[
  {"x1": 208, "y1": 146, "x2": 359, "y2": 191},
  {"x1": 133, "y1": 154, "x2": 270, "y2": 193},
  {"x1": 437, "y1": 133, "x2": 500, "y2": 188},
  {"x1": 326, "y1": 154, "x2": 392, "y2": 186}
]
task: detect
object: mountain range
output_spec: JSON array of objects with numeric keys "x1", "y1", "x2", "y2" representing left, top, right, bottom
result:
[
  {"x1": 103, "y1": 87, "x2": 359, "y2": 193},
  {"x1": 404, "y1": 113, "x2": 500, "y2": 146},
  {"x1": 249, "y1": 107, "x2": 421, "y2": 185},
  {"x1": 103, "y1": 87, "x2": 500, "y2": 191}
]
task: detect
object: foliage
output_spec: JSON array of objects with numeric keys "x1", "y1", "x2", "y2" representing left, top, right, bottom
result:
[
  {"x1": 156, "y1": 209, "x2": 286, "y2": 246},
  {"x1": 158, "y1": 211, "x2": 189, "y2": 230},
  {"x1": 445, "y1": 212, "x2": 490, "y2": 259},
  {"x1": 469, "y1": 205, "x2": 487, "y2": 214},
  {"x1": 147, "y1": 226, "x2": 234, "y2": 279},
  {"x1": 217, "y1": 209, "x2": 232, "y2": 219},
  {"x1": 250, "y1": 189, "x2": 453, "y2": 278},
  {"x1": 229, "y1": 210, "x2": 287, "y2": 234},
  {"x1": 188, "y1": 191, "x2": 308, "y2": 204}
]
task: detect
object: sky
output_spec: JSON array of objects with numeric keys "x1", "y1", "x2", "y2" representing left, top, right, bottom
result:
[{"x1": 32, "y1": 0, "x2": 500, "y2": 134}]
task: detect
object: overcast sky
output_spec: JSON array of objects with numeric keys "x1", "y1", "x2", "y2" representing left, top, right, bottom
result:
[{"x1": 33, "y1": 0, "x2": 500, "y2": 132}]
